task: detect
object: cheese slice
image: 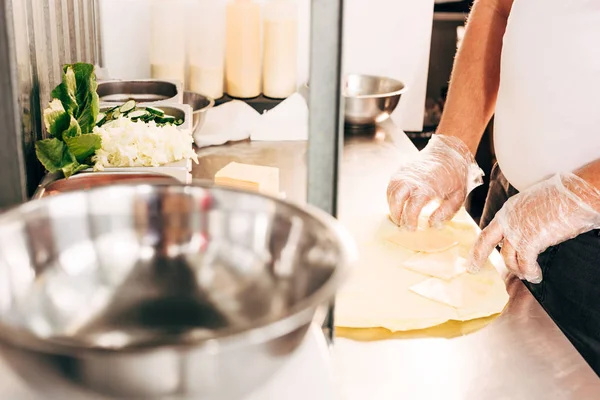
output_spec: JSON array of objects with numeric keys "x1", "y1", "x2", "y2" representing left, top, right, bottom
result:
[
  {"x1": 409, "y1": 274, "x2": 492, "y2": 309},
  {"x1": 214, "y1": 162, "x2": 279, "y2": 196},
  {"x1": 402, "y1": 247, "x2": 468, "y2": 280},
  {"x1": 386, "y1": 227, "x2": 459, "y2": 253}
]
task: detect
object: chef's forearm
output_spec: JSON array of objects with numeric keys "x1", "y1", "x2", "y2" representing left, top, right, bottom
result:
[{"x1": 436, "y1": 0, "x2": 514, "y2": 155}]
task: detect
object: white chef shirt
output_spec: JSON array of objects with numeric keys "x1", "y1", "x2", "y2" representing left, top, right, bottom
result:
[{"x1": 494, "y1": 0, "x2": 600, "y2": 192}]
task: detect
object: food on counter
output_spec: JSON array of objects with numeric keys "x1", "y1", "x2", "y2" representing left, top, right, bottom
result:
[
  {"x1": 335, "y1": 214, "x2": 509, "y2": 333},
  {"x1": 36, "y1": 63, "x2": 102, "y2": 177},
  {"x1": 35, "y1": 62, "x2": 196, "y2": 177},
  {"x1": 262, "y1": 0, "x2": 298, "y2": 99},
  {"x1": 214, "y1": 162, "x2": 279, "y2": 196},
  {"x1": 385, "y1": 227, "x2": 459, "y2": 253},
  {"x1": 92, "y1": 117, "x2": 197, "y2": 171},
  {"x1": 409, "y1": 274, "x2": 495, "y2": 309},
  {"x1": 97, "y1": 100, "x2": 184, "y2": 128},
  {"x1": 149, "y1": 0, "x2": 186, "y2": 85},
  {"x1": 225, "y1": 0, "x2": 261, "y2": 98},
  {"x1": 188, "y1": 0, "x2": 226, "y2": 99},
  {"x1": 401, "y1": 247, "x2": 468, "y2": 281}
]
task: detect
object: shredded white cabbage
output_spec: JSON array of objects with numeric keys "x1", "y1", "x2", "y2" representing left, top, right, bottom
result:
[{"x1": 92, "y1": 117, "x2": 198, "y2": 171}]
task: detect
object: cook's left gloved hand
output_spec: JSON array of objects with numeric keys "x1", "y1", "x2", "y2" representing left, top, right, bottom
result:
[{"x1": 469, "y1": 173, "x2": 600, "y2": 283}]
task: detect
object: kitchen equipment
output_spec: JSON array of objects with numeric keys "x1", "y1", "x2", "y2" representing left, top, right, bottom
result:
[
  {"x1": 97, "y1": 79, "x2": 183, "y2": 104},
  {"x1": 0, "y1": 323, "x2": 338, "y2": 400},
  {"x1": 263, "y1": 0, "x2": 299, "y2": 99},
  {"x1": 226, "y1": 0, "x2": 262, "y2": 99},
  {"x1": 150, "y1": 0, "x2": 186, "y2": 85},
  {"x1": 183, "y1": 91, "x2": 215, "y2": 135},
  {"x1": 32, "y1": 172, "x2": 179, "y2": 199},
  {"x1": 188, "y1": 0, "x2": 226, "y2": 99},
  {"x1": 343, "y1": 74, "x2": 406, "y2": 126},
  {"x1": 0, "y1": 183, "x2": 354, "y2": 399}
]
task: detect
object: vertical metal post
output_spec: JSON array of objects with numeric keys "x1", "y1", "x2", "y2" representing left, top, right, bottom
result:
[
  {"x1": 0, "y1": 0, "x2": 28, "y2": 209},
  {"x1": 91, "y1": 0, "x2": 104, "y2": 67},
  {"x1": 307, "y1": 0, "x2": 344, "y2": 343}
]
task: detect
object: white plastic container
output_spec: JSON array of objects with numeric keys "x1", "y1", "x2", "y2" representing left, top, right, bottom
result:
[
  {"x1": 262, "y1": 0, "x2": 298, "y2": 99},
  {"x1": 188, "y1": 0, "x2": 226, "y2": 99},
  {"x1": 150, "y1": 0, "x2": 186, "y2": 85},
  {"x1": 225, "y1": 0, "x2": 261, "y2": 99}
]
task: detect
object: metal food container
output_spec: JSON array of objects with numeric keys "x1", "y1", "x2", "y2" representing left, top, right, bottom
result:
[
  {"x1": 93, "y1": 102, "x2": 195, "y2": 183},
  {"x1": 97, "y1": 79, "x2": 183, "y2": 104},
  {"x1": 0, "y1": 184, "x2": 355, "y2": 399},
  {"x1": 99, "y1": 102, "x2": 193, "y2": 131},
  {"x1": 32, "y1": 172, "x2": 179, "y2": 199}
]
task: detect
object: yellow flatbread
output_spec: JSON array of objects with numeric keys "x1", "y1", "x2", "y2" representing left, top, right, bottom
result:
[
  {"x1": 409, "y1": 275, "x2": 489, "y2": 309},
  {"x1": 401, "y1": 247, "x2": 468, "y2": 280},
  {"x1": 385, "y1": 228, "x2": 459, "y2": 253},
  {"x1": 335, "y1": 213, "x2": 509, "y2": 334}
]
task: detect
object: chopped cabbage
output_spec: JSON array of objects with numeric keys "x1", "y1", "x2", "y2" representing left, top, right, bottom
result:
[{"x1": 92, "y1": 117, "x2": 198, "y2": 171}]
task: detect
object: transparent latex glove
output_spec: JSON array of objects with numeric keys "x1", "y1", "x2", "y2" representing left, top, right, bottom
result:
[
  {"x1": 387, "y1": 134, "x2": 483, "y2": 230},
  {"x1": 469, "y1": 173, "x2": 600, "y2": 283}
]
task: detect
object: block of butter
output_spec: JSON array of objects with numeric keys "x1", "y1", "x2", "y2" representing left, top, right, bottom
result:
[{"x1": 214, "y1": 162, "x2": 280, "y2": 196}]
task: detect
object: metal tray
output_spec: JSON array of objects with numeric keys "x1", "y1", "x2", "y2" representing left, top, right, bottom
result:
[
  {"x1": 97, "y1": 79, "x2": 183, "y2": 104},
  {"x1": 99, "y1": 102, "x2": 193, "y2": 131},
  {"x1": 93, "y1": 102, "x2": 194, "y2": 182},
  {"x1": 32, "y1": 171, "x2": 180, "y2": 199}
]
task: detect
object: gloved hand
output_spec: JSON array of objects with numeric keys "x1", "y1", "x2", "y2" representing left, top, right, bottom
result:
[
  {"x1": 387, "y1": 134, "x2": 483, "y2": 230},
  {"x1": 469, "y1": 173, "x2": 600, "y2": 283}
]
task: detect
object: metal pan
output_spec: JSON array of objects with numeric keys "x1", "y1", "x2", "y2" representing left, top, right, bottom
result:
[
  {"x1": 97, "y1": 79, "x2": 183, "y2": 104},
  {"x1": 32, "y1": 172, "x2": 180, "y2": 199}
]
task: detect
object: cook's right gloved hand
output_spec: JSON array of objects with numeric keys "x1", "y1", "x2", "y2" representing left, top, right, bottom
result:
[{"x1": 387, "y1": 134, "x2": 483, "y2": 230}]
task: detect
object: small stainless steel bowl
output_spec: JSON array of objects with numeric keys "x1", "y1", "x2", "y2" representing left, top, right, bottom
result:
[
  {"x1": 343, "y1": 74, "x2": 406, "y2": 126},
  {"x1": 98, "y1": 79, "x2": 182, "y2": 103},
  {"x1": 0, "y1": 184, "x2": 354, "y2": 399},
  {"x1": 183, "y1": 91, "x2": 215, "y2": 135}
]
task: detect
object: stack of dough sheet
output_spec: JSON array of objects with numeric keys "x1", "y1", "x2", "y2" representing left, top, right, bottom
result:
[
  {"x1": 214, "y1": 162, "x2": 280, "y2": 196},
  {"x1": 335, "y1": 207, "x2": 509, "y2": 335}
]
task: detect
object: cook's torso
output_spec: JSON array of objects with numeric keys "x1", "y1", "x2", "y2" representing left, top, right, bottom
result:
[{"x1": 494, "y1": 0, "x2": 600, "y2": 191}]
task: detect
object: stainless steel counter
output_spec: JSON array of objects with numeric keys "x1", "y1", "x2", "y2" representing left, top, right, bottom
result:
[{"x1": 193, "y1": 120, "x2": 600, "y2": 400}]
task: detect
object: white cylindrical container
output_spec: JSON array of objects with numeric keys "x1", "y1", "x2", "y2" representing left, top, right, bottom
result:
[
  {"x1": 262, "y1": 0, "x2": 298, "y2": 99},
  {"x1": 225, "y1": 0, "x2": 261, "y2": 99},
  {"x1": 188, "y1": 0, "x2": 226, "y2": 99},
  {"x1": 150, "y1": 0, "x2": 186, "y2": 85}
]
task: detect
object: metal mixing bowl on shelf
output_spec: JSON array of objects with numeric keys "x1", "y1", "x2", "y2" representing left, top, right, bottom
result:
[
  {"x1": 97, "y1": 79, "x2": 183, "y2": 104},
  {"x1": 183, "y1": 91, "x2": 215, "y2": 135},
  {"x1": 343, "y1": 74, "x2": 406, "y2": 126},
  {"x1": 0, "y1": 184, "x2": 354, "y2": 400}
]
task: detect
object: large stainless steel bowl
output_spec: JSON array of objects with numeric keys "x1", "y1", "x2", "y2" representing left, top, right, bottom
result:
[
  {"x1": 343, "y1": 74, "x2": 406, "y2": 126},
  {"x1": 0, "y1": 184, "x2": 354, "y2": 399}
]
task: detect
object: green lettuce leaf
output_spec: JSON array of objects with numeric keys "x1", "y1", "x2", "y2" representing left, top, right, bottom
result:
[
  {"x1": 37, "y1": 63, "x2": 100, "y2": 177},
  {"x1": 62, "y1": 117, "x2": 82, "y2": 140},
  {"x1": 35, "y1": 138, "x2": 86, "y2": 178},
  {"x1": 62, "y1": 162, "x2": 89, "y2": 177},
  {"x1": 43, "y1": 99, "x2": 71, "y2": 137},
  {"x1": 72, "y1": 63, "x2": 99, "y2": 133},
  {"x1": 50, "y1": 66, "x2": 77, "y2": 116},
  {"x1": 50, "y1": 63, "x2": 99, "y2": 134},
  {"x1": 65, "y1": 133, "x2": 101, "y2": 163}
]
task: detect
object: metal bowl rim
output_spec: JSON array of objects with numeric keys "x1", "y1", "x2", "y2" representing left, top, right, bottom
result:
[
  {"x1": 302, "y1": 76, "x2": 408, "y2": 99},
  {"x1": 183, "y1": 91, "x2": 215, "y2": 115},
  {"x1": 342, "y1": 73, "x2": 408, "y2": 99},
  {"x1": 0, "y1": 183, "x2": 355, "y2": 356}
]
